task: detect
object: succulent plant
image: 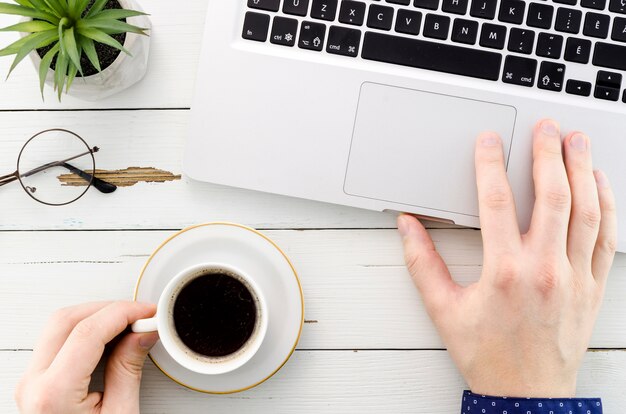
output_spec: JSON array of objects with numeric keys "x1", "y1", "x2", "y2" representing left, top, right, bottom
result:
[{"x1": 0, "y1": 0, "x2": 148, "y2": 99}]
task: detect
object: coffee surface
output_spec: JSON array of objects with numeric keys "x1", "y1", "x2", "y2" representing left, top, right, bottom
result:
[{"x1": 173, "y1": 273, "x2": 257, "y2": 357}]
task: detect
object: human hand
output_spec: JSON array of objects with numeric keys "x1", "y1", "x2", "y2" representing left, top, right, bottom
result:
[
  {"x1": 15, "y1": 301, "x2": 158, "y2": 414},
  {"x1": 398, "y1": 119, "x2": 617, "y2": 398}
]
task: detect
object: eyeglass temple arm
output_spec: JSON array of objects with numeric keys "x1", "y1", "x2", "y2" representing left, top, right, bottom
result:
[
  {"x1": 62, "y1": 162, "x2": 117, "y2": 194},
  {"x1": 0, "y1": 171, "x2": 18, "y2": 187}
]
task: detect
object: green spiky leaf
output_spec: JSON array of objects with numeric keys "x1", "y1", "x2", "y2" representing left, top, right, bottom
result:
[{"x1": 0, "y1": 0, "x2": 150, "y2": 100}]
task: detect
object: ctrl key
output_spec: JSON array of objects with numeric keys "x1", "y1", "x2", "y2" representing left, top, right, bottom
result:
[{"x1": 242, "y1": 12, "x2": 271, "y2": 42}]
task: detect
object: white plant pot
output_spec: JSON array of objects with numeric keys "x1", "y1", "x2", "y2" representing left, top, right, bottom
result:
[{"x1": 25, "y1": 0, "x2": 151, "y2": 101}]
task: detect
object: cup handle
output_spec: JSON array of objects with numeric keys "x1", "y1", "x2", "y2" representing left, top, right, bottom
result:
[{"x1": 131, "y1": 317, "x2": 158, "y2": 333}]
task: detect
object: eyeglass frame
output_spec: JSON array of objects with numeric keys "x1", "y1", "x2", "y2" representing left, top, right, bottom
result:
[{"x1": 0, "y1": 128, "x2": 117, "y2": 206}]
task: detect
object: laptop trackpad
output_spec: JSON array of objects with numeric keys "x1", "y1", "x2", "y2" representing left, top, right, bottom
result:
[{"x1": 344, "y1": 83, "x2": 517, "y2": 217}]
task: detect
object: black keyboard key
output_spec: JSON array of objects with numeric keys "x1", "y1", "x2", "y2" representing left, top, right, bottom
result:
[
  {"x1": 386, "y1": 0, "x2": 411, "y2": 4},
  {"x1": 414, "y1": 0, "x2": 439, "y2": 10},
  {"x1": 339, "y1": 1, "x2": 366, "y2": 26},
  {"x1": 583, "y1": 12, "x2": 610, "y2": 38},
  {"x1": 536, "y1": 32, "x2": 564, "y2": 59},
  {"x1": 597, "y1": 70, "x2": 622, "y2": 88},
  {"x1": 610, "y1": 0, "x2": 626, "y2": 13},
  {"x1": 248, "y1": 0, "x2": 280, "y2": 12},
  {"x1": 499, "y1": 0, "x2": 526, "y2": 24},
  {"x1": 442, "y1": 0, "x2": 468, "y2": 15},
  {"x1": 612, "y1": 17, "x2": 626, "y2": 42},
  {"x1": 508, "y1": 28, "x2": 536, "y2": 54},
  {"x1": 311, "y1": 0, "x2": 338, "y2": 21},
  {"x1": 623, "y1": 90, "x2": 626, "y2": 103},
  {"x1": 299, "y1": 21, "x2": 326, "y2": 50},
  {"x1": 581, "y1": 0, "x2": 606, "y2": 9},
  {"x1": 395, "y1": 9, "x2": 423, "y2": 35},
  {"x1": 593, "y1": 42, "x2": 626, "y2": 71},
  {"x1": 367, "y1": 4, "x2": 395, "y2": 30},
  {"x1": 479, "y1": 23, "x2": 507, "y2": 49},
  {"x1": 555, "y1": 8, "x2": 582, "y2": 33},
  {"x1": 270, "y1": 17, "x2": 299, "y2": 46},
  {"x1": 564, "y1": 37, "x2": 592, "y2": 63},
  {"x1": 566, "y1": 80, "x2": 592, "y2": 96},
  {"x1": 423, "y1": 14, "x2": 451, "y2": 39},
  {"x1": 451, "y1": 18, "x2": 479, "y2": 44},
  {"x1": 470, "y1": 0, "x2": 498, "y2": 19},
  {"x1": 361, "y1": 31, "x2": 503, "y2": 80},
  {"x1": 283, "y1": 0, "x2": 310, "y2": 16},
  {"x1": 527, "y1": 3, "x2": 554, "y2": 29},
  {"x1": 502, "y1": 55, "x2": 538, "y2": 87},
  {"x1": 554, "y1": 0, "x2": 577, "y2": 4},
  {"x1": 594, "y1": 85, "x2": 620, "y2": 101},
  {"x1": 538, "y1": 61, "x2": 566, "y2": 91},
  {"x1": 327, "y1": 26, "x2": 361, "y2": 56},
  {"x1": 242, "y1": 12, "x2": 271, "y2": 42}
]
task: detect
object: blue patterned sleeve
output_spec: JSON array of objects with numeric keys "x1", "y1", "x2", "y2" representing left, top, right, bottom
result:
[{"x1": 460, "y1": 390, "x2": 603, "y2": 414}]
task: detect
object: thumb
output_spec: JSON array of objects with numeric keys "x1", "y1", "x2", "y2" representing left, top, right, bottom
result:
[
  {"x1": 102, "y1": 332, "x2": 158, "y2": 412},
  {"x1": 397, "y1": 214, "x2": 460, "y2": 317}
]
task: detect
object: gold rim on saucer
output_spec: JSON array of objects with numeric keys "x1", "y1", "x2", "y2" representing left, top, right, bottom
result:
[{"x1": 132, "y1": 222, "x2": 305, "y2": 394}]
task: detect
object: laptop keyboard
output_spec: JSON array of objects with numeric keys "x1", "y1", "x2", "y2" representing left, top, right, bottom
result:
[{"x1": 241, "y1": 0, "x2": 626, "y2": 103}]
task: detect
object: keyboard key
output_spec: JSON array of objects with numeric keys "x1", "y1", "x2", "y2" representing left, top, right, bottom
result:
[
  {"x1": 554, "y1": 0, "x2": 577, "y2": 4},
  {"x1": 248, "y1": 0, "x2": 280, "y2": 12},
  {"x1": 502, "y1": 55, "x2": 537, "y2": 87},
  {"x1": 612, "y1": 17, "x2": 626, "y2": 42},
  {"x1": 242, "y1": 12, "x2": 271, "y2": 42},
  {"x1": 479, "y1": 23, "x2": 507, "y2": 49},
  {"x1": 451, "y1": 18, "x2": 479, "y2": 44},
  {"x1": 623, "y1": 90, "x2": 626, "y2": 103},
  {"x1": 327, "y1": 25, "x2": 361, "y2": 56},
  {"x1": 566, "y1": 79, "x2": 592, "y2": 96},
  {"x1": 581, "y1": 0, "x2": 606, "y2": 9},
  {"x1": 299, "y1": 21, "x2": 326, "y2": 50},
  {"x1": 270, "y1": 16, "x2": 299, "y2": 46},
  {"x1": 283, "y1": 0, "x2": 310, "y2": 16},
  {"x1": 423, "y1": 14, "x2": 451, "y2": 39},
  {"x1": 508, "y1": 28, "x2": 536, "y2": 54},
  {"x1": 555, "y1": 8, "x2": 582, "y2": 33},
  {"x1": 367, "y1": 4, "x2": 395, "y2": 30},
  {"x1": 527, "y1": 3, "x2": 554, "y2": 29},
  {"x1": 564, "y1": 37, "x2": 592, "y2": 63},
  {"x1": 594, "y1": 85, "x2": 620, "y2": 101},
  {"x1": 470, "y1": 0, "x2": 498, "y2": 19},
  {"x1": 414, "y1": 0, "x2": 439, "y2": 10},
  {"x1": 339, "y1": 1, "x2": 366, "y2": 26},
  {"x1": 593, "y1": 42, "x2": 626, "y2": 71},
  {"x1": 442, "y1": 0, "x2": 468, "y2": 15},
  {"x1": 536, "y1": 32, "x2": 564, "y2": 58},
  {"x1": 499, "y1": 0, "x2": 526, "y2": 24},
  {"x1": 395, "y1": 9, "x2": 423, "y2": 35},
  {"x1": 538, "y1": 61, "x2": 566, "y2": 91},
  {"x1": 361, "y1": 32, "x2": 503, "y2": 80},
  {"x1": 609, "y1": 0, "x2": 626, "y2": 13},
  {"x1": 311, "y1": 0, "x2": 338, "y2": 21},
  {"x1": 583, "y1": 12, "x2": 610, "y2": 38},
  {"x1": 597, "y1": 70, "x2": 622, "y2": 88},
  {"x1": 386, "y1": 0, "x2": 411, "y2": 4}
]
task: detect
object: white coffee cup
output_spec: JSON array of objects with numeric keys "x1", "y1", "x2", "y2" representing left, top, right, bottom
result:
[{"x1": 131, "y1": 262, "x2": 268, "y2": 375}]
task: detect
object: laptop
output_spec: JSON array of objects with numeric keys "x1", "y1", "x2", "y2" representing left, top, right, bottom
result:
[{"x1": 184, "y1": 0, "x2": 626, "y2": 253}]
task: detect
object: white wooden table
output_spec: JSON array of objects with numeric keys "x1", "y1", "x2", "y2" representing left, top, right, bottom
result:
[{"x1": 1, "y1": 1, "x2": 625, "y2": 412}]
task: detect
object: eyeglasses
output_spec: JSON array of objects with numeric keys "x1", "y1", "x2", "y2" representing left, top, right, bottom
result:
[{"x1": 0, "y1": 129, "x2": 117, "y2": 206}]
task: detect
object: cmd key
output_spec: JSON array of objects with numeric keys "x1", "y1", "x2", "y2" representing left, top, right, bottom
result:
[{"x1": 361, "y1": 32, "x2": 502, "y2": 80}]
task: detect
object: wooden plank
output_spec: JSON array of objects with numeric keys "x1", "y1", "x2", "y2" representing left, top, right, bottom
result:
[
  {"x1": 1, "y1": 350, "x2": 624, "y2": 413},
  {"x1": 0, "y1": 110, "x2": 448, "y2": 230},
  {"x1": 0, "y1": 0, "x2": 207, "y2": 109},
  {"x1": 1, "y1": 230, "x2": 624, "y2": 349}
]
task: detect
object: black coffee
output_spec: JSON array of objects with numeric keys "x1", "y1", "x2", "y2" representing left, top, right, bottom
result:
[{"x1": 173, "y1": 273, "x2": 257, "y2": 357}]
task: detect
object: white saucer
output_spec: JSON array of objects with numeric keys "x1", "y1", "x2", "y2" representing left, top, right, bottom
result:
[{"x1": 133, "y1": 223, "x2": 304, "y2": 394}]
